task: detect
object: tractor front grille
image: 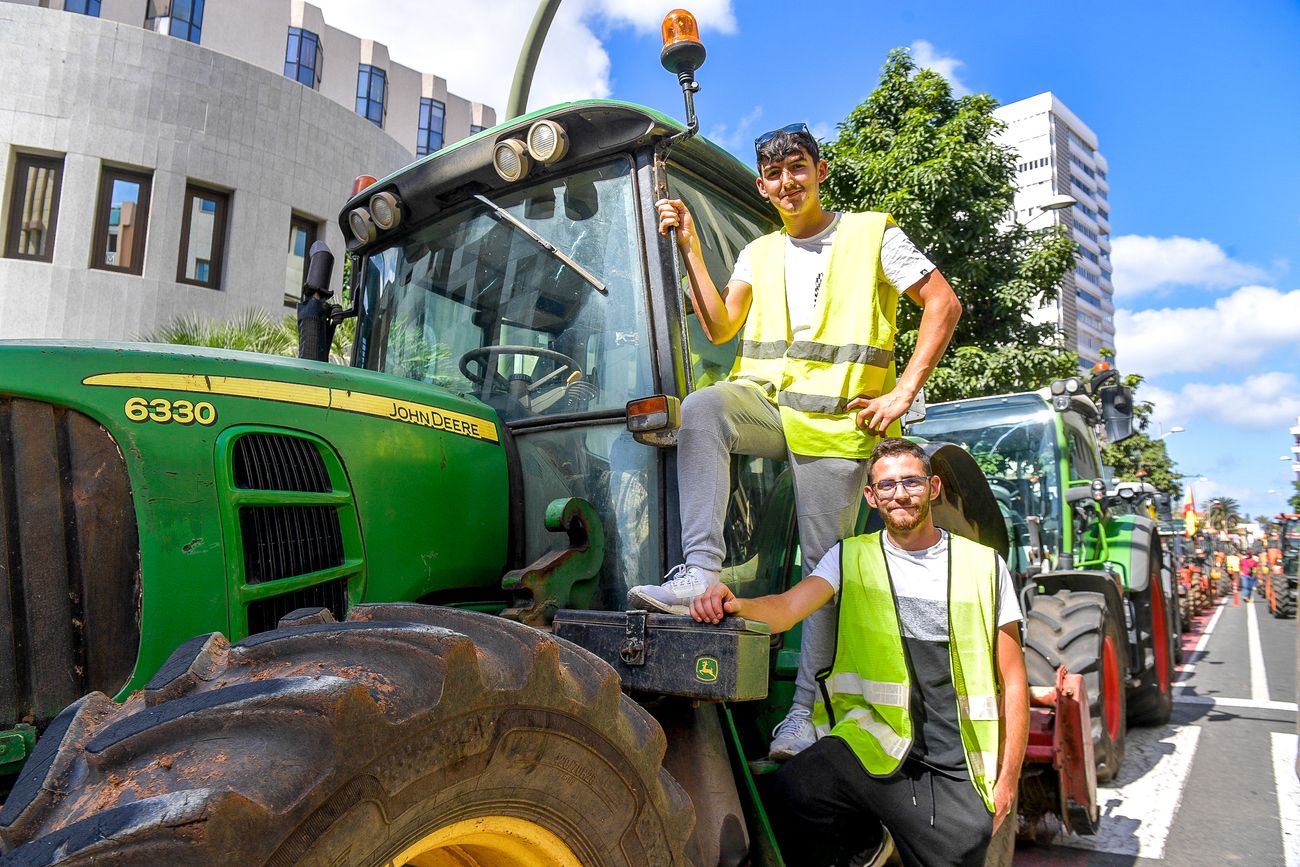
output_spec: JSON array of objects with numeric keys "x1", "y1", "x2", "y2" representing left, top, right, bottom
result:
[
  {"x1": 0, "y1": 398, "x2": 141, "y2": 726},
  {"x1": 247, "y1": 576, "x2": 349, "y2": 635},
  {"x1": 239, "y1": 505, "x2": 344, "y2": 585},
  {"x1": 233, "y1": 433, "x2": 331, "y2": 493}
]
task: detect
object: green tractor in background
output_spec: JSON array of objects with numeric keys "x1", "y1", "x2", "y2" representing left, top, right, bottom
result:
[
  {"x1": 910, "y1": 369, "x2": 1179, "y2": 787},
  {"x1": 0, "y1": 17, "x2": 1100, "y2": 865}
]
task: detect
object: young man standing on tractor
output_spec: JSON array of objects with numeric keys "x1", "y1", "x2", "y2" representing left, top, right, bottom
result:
[
  {"x1": 626, "y1": 124, "x2": 963, "y2": 759},
  {"x1": 689, "y1": 438, "x2": 1029, "y2": 867}
]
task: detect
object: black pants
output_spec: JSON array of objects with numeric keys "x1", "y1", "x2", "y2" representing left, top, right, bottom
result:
[{"x1": 765, "y1": 737, "x2": 993, "y2": 867}]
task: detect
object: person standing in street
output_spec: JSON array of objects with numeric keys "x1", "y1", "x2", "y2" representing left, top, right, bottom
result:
[
  {"x1": 626, "y1": 123, "x2": 962, "y2": 759},
  {"x1": 1240, "y1": 550, "x2": 1258, "y2": 601},
  {"x1": 688, "y1": 438, "x2": 1028, "y2": 866},
  {"x1": 1226, "y1": 550, "x2": 1242, "y2": 596}
]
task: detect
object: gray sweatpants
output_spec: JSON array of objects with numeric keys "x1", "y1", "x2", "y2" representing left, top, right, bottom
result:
[{"x1": 678, "y1": 382, "x2": 867, "y2": 708}]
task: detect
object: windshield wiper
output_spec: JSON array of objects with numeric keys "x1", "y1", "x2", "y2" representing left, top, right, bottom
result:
[{"x1": 472, "y1": 194, "x2": 607, "y2": 294}]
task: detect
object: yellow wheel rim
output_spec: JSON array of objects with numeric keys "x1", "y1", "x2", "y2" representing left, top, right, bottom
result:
[{"x1": 386, "y1": 816, "x2": 582, "y2": 867}]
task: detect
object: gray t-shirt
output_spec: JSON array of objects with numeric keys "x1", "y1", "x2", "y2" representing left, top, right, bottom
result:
[{"x1": 811, "y1": 530, "x2": 1022, "y2": 776}]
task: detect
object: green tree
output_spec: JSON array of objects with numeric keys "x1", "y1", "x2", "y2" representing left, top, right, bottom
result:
[
  {"x1": 1289, "y1": 479, "x2": 1300, "y2": 513},
  {"x1": 145, "y1": 307, "x2": 354, "y2": 364},
  {"x1": 819, "y1": 48, "x2": 1080, "y2": 401},
  {"x1": 1100, "y1": 371, "x2": 1182, "y2": 496},
  {"x1": 1206, "y1": 497, "x2": 1243, "y2": 532}
]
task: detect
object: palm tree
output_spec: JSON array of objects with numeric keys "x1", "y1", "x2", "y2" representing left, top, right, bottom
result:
[
  {"x1": 1206, "y1": 497, "x2": 1243, "y2": 532},
  {"x1": 144, "y1": 308, "x2": 353, "y2": 364}
]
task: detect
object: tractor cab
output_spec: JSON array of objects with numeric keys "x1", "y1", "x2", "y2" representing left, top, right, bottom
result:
[{"x1": 331, "y1": 101, "x2": 793, "y2": 612}]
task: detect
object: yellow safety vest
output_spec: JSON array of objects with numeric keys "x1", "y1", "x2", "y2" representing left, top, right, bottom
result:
[
  {"x1": 810, "y1": 531, "x2": 1002, "y2": 811},
  {"x1": 726, "y1": 212, "x2": 901, "y2": 459}
]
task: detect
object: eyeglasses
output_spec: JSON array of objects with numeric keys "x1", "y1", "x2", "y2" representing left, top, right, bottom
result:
[
  {"x1": 754, "y1": 122, "x2": 811, "y2": 152},
  {"x1": 869, "y1": 476, "x2": 930, "y2": 496}
]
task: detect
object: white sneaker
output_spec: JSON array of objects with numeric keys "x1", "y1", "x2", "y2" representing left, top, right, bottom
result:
[
  {"x1": 627, "y1": 564, "x2": 718, "y2": 615},
  {"x1": 768, "y1": 705, "x2": 816, "y2": 760},
  {"x1": 848, "y1": 827, "x2": 896, "y2": 867}
]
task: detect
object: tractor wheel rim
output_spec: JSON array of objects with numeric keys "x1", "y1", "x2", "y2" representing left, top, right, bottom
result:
[
  {"x1": 1103, "y1": 634, "x2": 1122, "y2": 740},
  {"x1": 1152, "y1": 583, "x2": 1170, "y2": 694},
  {"x1": 387, "y1": 816, "x2": 581, "y2": 867}
]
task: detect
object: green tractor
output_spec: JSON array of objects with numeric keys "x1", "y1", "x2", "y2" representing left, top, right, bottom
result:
[
  {"x1": 909, "y1": 370, "x2": 1180, "y2": 786},
  {"x1": 0, "y1": 28, "x2": 1099, "y2": 867}
]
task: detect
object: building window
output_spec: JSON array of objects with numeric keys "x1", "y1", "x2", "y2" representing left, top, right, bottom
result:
[
  {"x1": 147, "y1": 0, "x2": 204, "y2": 43},
  {"x1": 284, "y1": 214, "x2": 318, "y2": 305},
  {"x1": 356, "y1": 64, "x2": 386, "y2": 127},
  {"x1": 284, "y1": 27, "x2": 322, "y2": 88},
  {"x1": 470, "y1": 124, "x2": 485, "y2": 135},
  {"x1": 92, "y1": 167, "x2": 152, "y2": 274},
  {"x1": 1076, "y1": 288, "x2": 1103, "y2": 309},
  {"x1": 176, "y1": 183, "x2": 229, "y2": 289},
  {"x1": 417, "y1": 98, "x2": 445, "y2": 156},
  {"x1": 65, "y1": 0, "x2": 102, "y2": 15},
  {"x1": 5, "y1": 154, "x2": 64, "y2": 263}
]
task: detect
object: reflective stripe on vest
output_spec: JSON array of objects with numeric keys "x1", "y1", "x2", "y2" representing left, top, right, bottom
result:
[
  {"x1": 725, "y1": 212, "x2": 901, "y2": 459},
  {"x1": 810, "y1": 531, "x2": 1002, "y2": 812}
]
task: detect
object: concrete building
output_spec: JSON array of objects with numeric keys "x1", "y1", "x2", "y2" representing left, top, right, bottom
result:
[
  {"x1": 1290, "y1": 417, "x2": 1300, "y2": 480},
  {"x1": 0, "y1": 1, "x2": 495, "y2": 340},
  {"x1": 994, "y1": 92, "x2": 1114, "y2": 370}
]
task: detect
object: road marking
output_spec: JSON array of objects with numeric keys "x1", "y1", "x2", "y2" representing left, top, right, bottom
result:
[
  {"x1": 1177, "y1": 600, "x2": 1225, "y2": 677},
  {"x1": 1060, "y1": 723, "x2": 1201, "y2": 858},
  {"x1": 1272, "y1": 732, "x2": 1300, "y2": 867},
  {"x1": 1171, "y1": 691, "x2": 1298, "y2": 713},
  {"x1": 1245, "y1": 599, "x2": 1271, "y2": 703}
]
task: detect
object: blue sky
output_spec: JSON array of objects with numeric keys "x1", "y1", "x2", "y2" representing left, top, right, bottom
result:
[{"x1": 318, "y1": 0, "x2": 1300, "y2": 518}]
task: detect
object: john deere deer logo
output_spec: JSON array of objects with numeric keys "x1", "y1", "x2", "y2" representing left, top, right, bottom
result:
[{"x1": 695, "y1": 656, "x2": 718, "y2": 683}]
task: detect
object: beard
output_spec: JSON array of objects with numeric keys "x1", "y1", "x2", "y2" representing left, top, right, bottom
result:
[{"x1": 881, "y1": 493, "x2": 931, "y2": 533}]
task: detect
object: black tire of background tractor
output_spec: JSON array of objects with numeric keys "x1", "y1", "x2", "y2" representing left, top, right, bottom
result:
[
  {"x1": 1023, "y1": 589, "x2": 1127, "y2": 783},
  {"x1": 1128, "y1": 535, "x2": 1175, "y2": 727},
  {"x1": 1272, "y1": 575, "x2": 1296, "y2": 619},
  {"x1": 0, "y1": 604, "x2": 693, "y2": 866}
]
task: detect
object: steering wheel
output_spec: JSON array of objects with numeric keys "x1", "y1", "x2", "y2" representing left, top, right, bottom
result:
[{"x1": 458, "y1": 345, "x2": 582, "y2": 395}]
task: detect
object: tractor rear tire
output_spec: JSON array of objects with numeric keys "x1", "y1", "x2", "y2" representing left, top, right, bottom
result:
[
  {"x1": 1023, "y1": 589, "x2": 1127, "y2": 783},
  {"x1": 1128, "y1": 535, "x2": 1175, "y2": 727},
  {"x1": 0, "y1": 604, "x2": 694, "y2": 866},
  {"x1": 1271, "y1": 576, "x2": 1296, "y2": 619}
]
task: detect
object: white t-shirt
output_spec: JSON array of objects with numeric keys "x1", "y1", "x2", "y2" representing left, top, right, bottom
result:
[
  {"x1": 810, "y1": 530, "x2": 1022, "y2": 634},
  {"x1": 729, "y1": 216, "x2": 936, "y2": 343}
]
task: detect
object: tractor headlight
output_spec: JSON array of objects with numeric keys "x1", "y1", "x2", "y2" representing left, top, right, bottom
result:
[
  {"x1": 348, "y1": 207, "x2": 376, "y2": 244},
  {"x1": 369, "y1": 191, "x2": 401, "y2": 231},
  {"x1": 527, "y1": 120, "x2": 569, "y2": 164},
  {"x1": 493, "y1": 139, "x2": 532, "y2": 182}
]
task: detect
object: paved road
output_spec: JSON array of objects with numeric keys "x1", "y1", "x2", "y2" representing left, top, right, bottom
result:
[{"x1": 1015, "y1": 594, "x2": 1298, "y2": 866}]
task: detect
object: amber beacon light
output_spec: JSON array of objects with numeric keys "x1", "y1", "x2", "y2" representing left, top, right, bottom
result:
[{"x1": 660, "y1": 10, "x2": 706, "y2": 78}]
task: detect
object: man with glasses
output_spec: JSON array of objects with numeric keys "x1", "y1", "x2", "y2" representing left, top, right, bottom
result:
[
  {"x1": 689, "y1": 438, "x2": 1027, "y2": 867},
  {"x1": 627, "y1": 123, "x2": 963, "y2": 760}
]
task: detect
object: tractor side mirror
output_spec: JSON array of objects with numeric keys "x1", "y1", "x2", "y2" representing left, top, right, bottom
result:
[
  {"x1": 1098, "y1": 384, "x2": 1135, "y2": 443},
  {"x1": 297, "y1": 241, "x2": 336, "y2": 362}
]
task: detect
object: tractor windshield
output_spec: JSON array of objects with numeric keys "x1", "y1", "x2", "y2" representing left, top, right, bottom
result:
[
  {"x1": 911, "y1": 395, "x2": 1063, "y2": 573},
  {"x1": 356, "y1": 157, "x2": 652, "y2": 424}
]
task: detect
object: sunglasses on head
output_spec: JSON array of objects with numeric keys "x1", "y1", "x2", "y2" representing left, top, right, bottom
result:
[{"x1": 754, "y1": 122, "x2": 811, "y2": 152}]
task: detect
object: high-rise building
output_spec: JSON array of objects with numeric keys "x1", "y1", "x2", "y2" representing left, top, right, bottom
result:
[
  {"x1": 1290, "y1": 416, "x2": 1300, "y2": 480},
  {"x1": 0, "y1": 0, "x2": 495, "y2": 340},
  {"x1": 994, "y1": 93, "x2": 1114, "y2": 370}
]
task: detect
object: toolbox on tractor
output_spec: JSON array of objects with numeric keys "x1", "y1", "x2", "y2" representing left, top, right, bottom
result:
[{"x1": 554, "y1": 609, "x2": 771, "y2": 701}]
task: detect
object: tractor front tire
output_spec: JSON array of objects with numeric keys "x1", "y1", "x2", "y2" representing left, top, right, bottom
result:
[
  {"x1": 0, "y1": 604, "x2": 693, "y2": 866},
  {"x1": 1128, "y1": 535, "x2": 1175, "y2": 727},
  {"x1": 1024, "y1": 589, "x2": 1127, "y2": 783}
]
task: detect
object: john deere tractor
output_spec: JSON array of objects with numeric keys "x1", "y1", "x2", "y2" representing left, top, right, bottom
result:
[
  {"x1": 910, "y1": 370, "x2": 1179, "y2": 786},
  {"x1": 1268, "y1": 514, "x2": 1299, "y2": 618},
  {"x1": 0, "y1": 15, "x2": 1098, "y2": 864}
]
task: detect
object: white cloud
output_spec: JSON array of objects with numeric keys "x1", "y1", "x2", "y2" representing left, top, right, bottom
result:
[
  {"x1": 1115, "y1": 285, "x2": 1300, "y2": 376},
  {"x1": 909, "y1": 40, "x2": 971, "y2": 97},
  {"x1": 705, "y1": 105, "x2": 763, "y2": 154},
  {"x1": 809, "y1": 121, "x2": 837, "y2": 143},
  {"x1": 310, "y1": 0, "x2": 736, "y2": 113},
  {"x1": 1141, "y1": 372, "x2": 1300, "y2": 430},
  {"x1": 1111, "y1": 235, "x2": 1269, "y2": 298}
]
